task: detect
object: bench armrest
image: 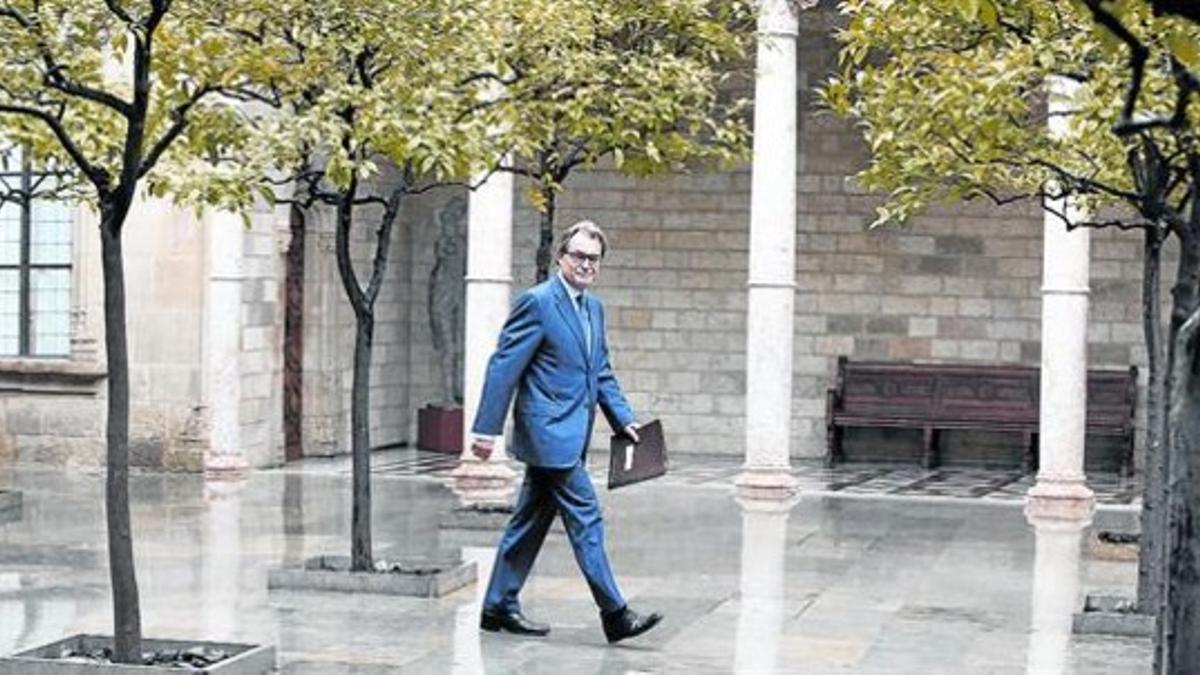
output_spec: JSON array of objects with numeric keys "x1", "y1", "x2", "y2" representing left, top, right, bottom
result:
[{"x1": 826, "y1": 387, "x2": 841, "y2": 426}]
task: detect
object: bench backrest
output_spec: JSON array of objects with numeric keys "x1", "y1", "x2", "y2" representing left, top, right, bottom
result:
[{"x1": 832, "y1": 358, "x2": 1136, "y2": 429}]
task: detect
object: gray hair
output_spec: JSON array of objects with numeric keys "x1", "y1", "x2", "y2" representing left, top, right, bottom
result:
[{"x1": 556, "y1": 220, "x2": 608, "y2": 258}]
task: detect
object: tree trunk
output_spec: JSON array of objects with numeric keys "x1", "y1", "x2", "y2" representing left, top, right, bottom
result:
[
  {"x1": 332, "y1": 186, "x2": 375, "y2": 572},
  {"x1": 101, "y1": 214, "x2": 141, "y2": 663},
  {"x1": 349, "y1": 308, "x2": 374, "y2": 571},
  {"x1": 1139, "y1": 226, "x2": 1167, "y2": 616},
  {"x1": 284, "y1": 205, "x2": 306, "y2": 462},
  {"x1": 1165, "y1": 215, "x2": 1200, "y2": 671},
  {"x1": 1167, "y1": 304, "x2": 1200, "y2": 672},
  {"x1": 535, "y1": 186, "x2": 557, "y2": 282}
]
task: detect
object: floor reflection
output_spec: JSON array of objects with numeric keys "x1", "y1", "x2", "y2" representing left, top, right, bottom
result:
[
  {"x1": 201, "y1": 479, "x2": 243, "y2": 638},
  {"x1": 451, "y1": 546, "x2": 493, "y2": 674},
  {"x1": 0, "y1": 464, "x2": 1153, "y2": 671},
  {"x1": 733, "y1": 496, "x2": 797, "y2": 674},
  {"x1": 1026, "y1": 514, "x2": 1089, "y2": 674},
  {"x1": 281, "y1": 473, "x2": 305, "y2": 566},
  {"x1": 0, "y1": 572, "x2": 75, "y2": 656}
]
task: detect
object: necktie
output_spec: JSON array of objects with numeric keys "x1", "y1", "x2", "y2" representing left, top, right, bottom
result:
[{"x1": 576, "y1": 294, "x2": 591, "y2": 356}]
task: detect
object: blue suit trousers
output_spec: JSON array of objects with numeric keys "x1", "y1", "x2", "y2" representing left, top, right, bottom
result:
[{"x1": 482, "y1": 461, "x2": 625, "y2": 614}]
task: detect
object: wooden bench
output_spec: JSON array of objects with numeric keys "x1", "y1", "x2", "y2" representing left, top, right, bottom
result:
[{"x1": 825, "y1": 357, "x2": 1138, "y2": 474}]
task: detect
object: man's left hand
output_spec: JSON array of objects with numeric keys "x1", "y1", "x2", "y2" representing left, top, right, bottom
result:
[{"x1": 623, "y1": 423, "x2": 640, "y2": 443}]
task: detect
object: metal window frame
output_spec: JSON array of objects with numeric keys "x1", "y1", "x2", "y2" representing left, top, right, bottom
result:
[{"x1": 0, "y1": 156, "x2": 72, "y2": 357}]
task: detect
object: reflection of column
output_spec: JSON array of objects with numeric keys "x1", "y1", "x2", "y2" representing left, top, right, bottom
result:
[
  {"x1": 736, "y1": 0, "x2": 799, "y2": 499},
  {"x1": 205, "y1": 211, "x2": 247, "y2": 476},
  {"x1": 734, "y1": 495, "x2": 796, "y2": 674},
  {"x1": 451, "y1": 546, "x2": 494, "y2": 674},
  {"x1": 450, "y1": 165, "x2": 517, "y2": 506},
  {"x1": 1025, "y1": 513, "x2": 1089, "y2": 674},
  {"x1": 201, "y1": 479, "x2": 244, "y2": 637},
  {"x1": 0, "y1": 578, "x2": 76, "y2": 656},
  {"x1": 282, "y1": 473, "x2": 306, "y2": 566},
  {"x1": 1027, "y1": 76, "x2": 1093, "y2": 521}
]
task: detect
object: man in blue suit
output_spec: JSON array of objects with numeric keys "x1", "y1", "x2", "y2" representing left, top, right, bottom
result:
[{"x1": 470, "y1": 220, "x2": 663, "y2": 644}]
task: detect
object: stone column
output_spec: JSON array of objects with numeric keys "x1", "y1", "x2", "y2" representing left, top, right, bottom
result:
[
  {"x1": 1025, "y1": 513, "x2": 1089, "y2": 674},
  {"x1": 449, "y1": 167, "x2": 517, "y2": 505},
  {"x1": 204, "y1": 210, "x2": 248, "y2": 477},
  {"x1": 1026, "y1": 76, "x2": 1094, "y2": 521},
  {"x1": 736, "y1": 0, "x2": 800, "y2": 499},
  {"x1": 733, "y1": 495, "x2": 796, "y2": 673}
]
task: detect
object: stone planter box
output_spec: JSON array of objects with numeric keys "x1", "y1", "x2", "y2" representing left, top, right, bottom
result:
[
  {"x1": 0, "y1": 634, "x2": 275, "y2": 674},
  {"x1": 1072, "y1": 594, "x2": 1156, "y2": 638},
  {"x1": 268, "y1": 555, "x2": 475, "y2": 597},
  {"x1": 0, "y1": 490, "x2": 21, "y2": 521}
]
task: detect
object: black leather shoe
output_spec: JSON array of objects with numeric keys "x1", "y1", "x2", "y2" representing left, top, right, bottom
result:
[
  {"x1": 601, "y1": 606, "x2": 663, "y2": 644},
  {"x1": 480, "y1": 607, "x2": 550, "y2": 636}
]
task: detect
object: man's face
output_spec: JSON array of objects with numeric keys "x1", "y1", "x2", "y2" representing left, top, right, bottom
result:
[{"x1": 558, "y1": 232, "x2": 603, "y2": 291}]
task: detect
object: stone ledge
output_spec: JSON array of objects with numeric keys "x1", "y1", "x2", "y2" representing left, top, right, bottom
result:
[
  {"x1": 268, "y1": 555, "x2": 476, "y2": 597},
  {"x1": 1072, "y1": 594, "x2": 1156, "y2": 638},
  {"x1": 0, "y1": 634, "x2": 275, "y2": 674},
  {"x1": 0, "y1": 359, "x2": 105, "y2": 395}
]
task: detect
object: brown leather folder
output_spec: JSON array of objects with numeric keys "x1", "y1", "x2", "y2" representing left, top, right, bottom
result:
[{"x1": 608, "y1": 419, "x2": 667, "y2": 490}]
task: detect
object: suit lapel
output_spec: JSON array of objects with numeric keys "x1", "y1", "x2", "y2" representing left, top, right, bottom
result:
[{"x1": 552, "y1": 279, "x2": 589, "y2": 363}]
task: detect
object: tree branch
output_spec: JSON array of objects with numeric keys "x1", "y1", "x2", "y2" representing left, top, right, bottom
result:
[
  {"x1": 0, "y1": 103, "x2": 107, "y2": 189},
  {"x1": 364, "y1": 173, "x2": 408, "y2": 306},
  {"x1": 137, "y1": 85, "x2": 214, "y2": 178},
  {"x1": 1083, "y1": 0, "x2": 1151, "y2": 135},
  {"x1": 102, "y1": 0, "x2": 135, "y2": 25}
]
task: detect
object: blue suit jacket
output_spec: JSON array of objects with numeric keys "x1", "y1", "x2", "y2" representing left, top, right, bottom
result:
[{"x1": 471, "y1": 277, "x2": 635, "y2": 468}]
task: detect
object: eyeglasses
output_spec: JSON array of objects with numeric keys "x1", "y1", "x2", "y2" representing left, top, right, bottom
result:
[{"x1": 565, "y1": 250, "x2": 602, "y2": 266}]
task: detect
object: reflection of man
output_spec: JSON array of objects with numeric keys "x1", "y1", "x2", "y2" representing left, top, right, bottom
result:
[{"x1": 471, "y1": 220, "x2": 663, "y2": 644}]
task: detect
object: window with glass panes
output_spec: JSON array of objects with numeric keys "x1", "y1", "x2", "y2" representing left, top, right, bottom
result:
[{"x1": 0, "y1": 147, "x2": 72, "y2": 357}]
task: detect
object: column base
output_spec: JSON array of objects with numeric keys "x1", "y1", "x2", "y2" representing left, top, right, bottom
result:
[
  {"x1": 734, "y1": 466, "x2": 799, "y2": 502},
  {"x1": 204, "y1": 454, "x2": 249, "y2": 481},
  {"x1": 1025, "y1": 477, "x2": 1095, "y2": 523},
  {"x1": 448, "y1": 458, "x2": 518, "y2": 508}
]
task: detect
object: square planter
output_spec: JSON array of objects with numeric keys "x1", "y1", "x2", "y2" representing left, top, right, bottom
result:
[
  {"x1": 417, "y1": 405, "x2": 462, "y2": 454},
  {"x1": 1072, "y1": 594, "x2": 1156, "y2": 638},
  {"x1": 0, "y1": 634, "x2": 275, "y2": 674},
  {"x1": 0, "y1": 490, "x2": 21, "y2": 522},
  {"x1": 268, "y1": 554, "x2": 475, "y2": 597}
]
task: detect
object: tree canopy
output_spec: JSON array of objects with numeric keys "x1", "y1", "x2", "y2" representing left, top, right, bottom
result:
[
  {"x1": 0, "y1": 0, "x2": 273, "y2": 212},
  {"x1": 822, "y1": 0, "x2": 1200, "y2": 232}
]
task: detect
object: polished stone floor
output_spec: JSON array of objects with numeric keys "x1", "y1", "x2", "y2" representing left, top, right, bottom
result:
[{"x1": 0, "y1": 456, "x2": 1151, "y2": 673}]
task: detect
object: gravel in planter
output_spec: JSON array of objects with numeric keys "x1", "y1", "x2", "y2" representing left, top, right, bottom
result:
[{"x1": 0, "y1": 634, "x2": 275, "y2": 674}]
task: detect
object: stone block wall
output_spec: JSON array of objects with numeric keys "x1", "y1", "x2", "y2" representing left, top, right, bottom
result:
[
  {"x1": 0, "y1": 383, "x2": 105, "y2": 467},
  {"x1": 238, "y1": 203, "x2": 288, "y2": 467},
  {"x1": 123, "y1": 199, "x2": 208, "y2": 470}
]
